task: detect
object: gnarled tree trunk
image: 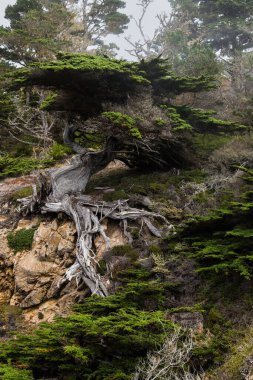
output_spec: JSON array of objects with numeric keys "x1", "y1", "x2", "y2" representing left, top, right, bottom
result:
[{"x1": 18, "y1": 123, "x2": 174, "y2": 296}]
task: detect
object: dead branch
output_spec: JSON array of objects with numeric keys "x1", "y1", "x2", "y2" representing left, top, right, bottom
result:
[{"x1": 132, "y1": 327, "x2": 202, "y2": 380}]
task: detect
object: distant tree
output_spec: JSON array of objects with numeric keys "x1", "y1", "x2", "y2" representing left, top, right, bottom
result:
[
  {"x1": 125, "y1": 0, "x2": 161, "y2": 60},
  {"x1": 161, "y1": 29, "x2": 221, "y2": 76},
  {"x1": 65, "y1": 0, "x2": 130, "y2": 53},
  {"x1": 0, "y1": 0, "x2": 73, "y2": 66},
  {"x1": 125, "y1": 0, "x2": 220, "y2": 77},
  {"x1": 4, "y1": 0, "x2": 42, "y2": 29},
  {"x1": 168, "y1": 0, "x2": 253, "y2": 56}
]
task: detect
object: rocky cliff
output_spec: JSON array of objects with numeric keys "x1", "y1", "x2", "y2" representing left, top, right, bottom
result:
[{"x1": 0, "y1": 172, "x2": 128, "y2": 327}]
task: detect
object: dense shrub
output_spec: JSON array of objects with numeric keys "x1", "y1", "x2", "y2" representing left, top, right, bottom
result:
[
  {"x1": 47, "y1": 143, "x2": 73, "y2": 160},
  {"x1": 0, "y1": 155, "x2": 53, "y2": 178},
  {"x1": 0, "y1": 365, "x2": 32, "y2": 380},
  {"x1": 170, "y1": 194, "x2": 253, "y2": 279},
  {"x1": 11, "y1": 186, "x2": 33, "y2": 201},
  {"x1": 0, "y1": 281, "x2": 174, "y2": 379},
  {"x1": 7, "y1": 228, "x2": 36, "y2": 253},
  {"x1": 209, "y1": 135, "x2": 253, "y2": 172}
]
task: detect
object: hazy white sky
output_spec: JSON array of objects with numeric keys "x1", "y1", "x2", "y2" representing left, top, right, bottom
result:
[{"x1": 0, "y1": 0, "x2": 170, "y2": 59}]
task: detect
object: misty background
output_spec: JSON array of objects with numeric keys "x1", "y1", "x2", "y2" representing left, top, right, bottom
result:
[{"x1": 0, "y1": 0, "x2": 170, "y2": 59}]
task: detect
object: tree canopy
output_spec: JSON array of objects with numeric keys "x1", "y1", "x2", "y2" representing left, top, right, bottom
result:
[
  {"x1": 169, "y1": 0, "x2": 253, "y2": 55},
  {"x1": 0, "y1": 0, "x2": 73, "y2": 66}
]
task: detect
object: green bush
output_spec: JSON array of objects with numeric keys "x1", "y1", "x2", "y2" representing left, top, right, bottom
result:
[
  {"x1": 7, "y1": 228, "x2": 36, "y2": 253},
  {"x1": 11, "y1": 187, "x2": 33, "y2": 201},
  {"x1": 0, "y1": 365, "x2": 33, "y2": 380},
  {"x1": 103, "y1": 190, "x2": 127, "y2": 202},
  {"x1": 111, "y1": 245, "x2": 139, "y2": 262},
  {"x1": 172, "y1": 198, "x2": 253, "y2": 279},
  {"x1": 0, "y1": 281, "x2": 174, "y2": 379},
  {"x1": 0, "y1": 155, "x2": 53, "y2": 178},
  {"x1": 48, "y1": 143, "x2": 73, "y2": 160},
  {"x1": 192, "y1": 133, "x2": 231, "y2": 157}
]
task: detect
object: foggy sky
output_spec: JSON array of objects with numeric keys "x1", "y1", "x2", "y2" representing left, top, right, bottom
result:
[{"x1": 0, "y1": 0, "x2": 170, "y2": 59}]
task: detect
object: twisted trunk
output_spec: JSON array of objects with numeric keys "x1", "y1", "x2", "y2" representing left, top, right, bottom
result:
[{"x1": 18, "y1": 124, "x2": 175, "y2": 296}]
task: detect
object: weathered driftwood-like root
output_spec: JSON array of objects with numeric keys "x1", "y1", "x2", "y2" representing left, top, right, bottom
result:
[
  {"x1": 17, "y1": 124, "x2": 175, "y2": 296},
  {"x1": 17, "y1": 166, "x2": 174, "y2": 297},
  {"x1": 17, "y1": 172, "x2": 51, "y2": 216},
  {"x1": 42, "y1": 196, "x2": 174, "y2": 297}
]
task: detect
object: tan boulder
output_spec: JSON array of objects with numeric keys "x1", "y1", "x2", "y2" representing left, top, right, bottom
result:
[
  {"x1": 94, "y1": 220, "x2": 127, "y2": 261},
  {"x1": 11, "y1": 219, "x2": 77, "y2": 309}
]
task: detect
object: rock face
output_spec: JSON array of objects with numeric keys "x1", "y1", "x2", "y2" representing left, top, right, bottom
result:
[
  {"x1": 0, "y1": 228, "x2": 14, "y2": 305},
  {"x1": 0, "y1": 172, "x2": 130, "y2": 325},
  {"x1": 12, "y1": 219, "x2": 77, "y2": 308},
  {"x1": 0, "y1": 214, "x2": 127, "y2": 324},
  {"x1": 0, "y1": 216, "x2": 84, "y2": 324},
  {"x1": 94, "y1": 219, "x2": 126, "y2": 261}
]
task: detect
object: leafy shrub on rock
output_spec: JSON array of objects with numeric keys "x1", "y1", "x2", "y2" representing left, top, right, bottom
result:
[{"x1": 7, "y1": 228, "x2": 36, "y2": 253}]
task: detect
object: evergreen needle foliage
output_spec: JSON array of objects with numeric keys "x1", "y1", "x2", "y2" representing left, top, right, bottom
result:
[
  {"x1": 170, "y1": 170, "x2": 253, "y2": 279},
  {"x1": 0, "y1": 281, "x2": 174, "y2": 379}
]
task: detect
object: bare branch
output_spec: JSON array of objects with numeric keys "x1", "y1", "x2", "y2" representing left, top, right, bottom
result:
[{"x1": 132, "y1": 328, "x2": 202, "y2": 380}]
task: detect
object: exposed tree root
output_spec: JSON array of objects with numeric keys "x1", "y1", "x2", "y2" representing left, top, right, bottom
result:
[
  {"x1": 17, "y1": 124, "x2": 175, "y2": 296},
  {"x1": 42, "y1": 196, "x2": 174, "y2": 296},
  {"x1": 19, "y1": 181, "x2": 174, "y2": 296}
]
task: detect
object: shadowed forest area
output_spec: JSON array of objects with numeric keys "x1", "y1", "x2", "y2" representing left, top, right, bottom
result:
[{"x1": 0, "y1": 1, "x2": 253, "y2": 379}]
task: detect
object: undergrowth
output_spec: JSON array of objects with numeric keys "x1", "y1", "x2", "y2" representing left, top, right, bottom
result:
[{"x1": 7, "y1": 228, "x2": 37, "y2": 253}]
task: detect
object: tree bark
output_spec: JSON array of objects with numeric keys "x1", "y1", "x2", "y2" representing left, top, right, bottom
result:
[{"x1": 18, "y1": 124, "x2": 175, "y2": 296}]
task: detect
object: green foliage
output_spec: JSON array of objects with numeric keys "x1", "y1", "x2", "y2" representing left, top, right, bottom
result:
[
  {"x1": 11, "y1": 186, "x2": 33, "y2": 201},
  {"x1": 0, "y1": 143, "x2": 73, "y2": 178},
  {"x1": 176, "y1": 106, "x2": 248, "y2": 134},
  {"x1": 31, "y1": 53, "x2": 149, "y2": 80},
  {"x1": 169, "y1": 304, "x2": 205, "y2": 314},
  {"x1": 5, "y1": 0, "x2": 41, "y2": 29},
  {"x1": 102, "y1": 112, "x2": 142, "y2": 139},
  {"x1": 88, "y1": 167, "x2": 205, "y2": 200},
  {"x1": 1, "y1": 0, "x2": 73, "y2": 66},
  {"x1": 168, "y1": 0, "x2": 253, "y2": 55},
  {"x1": 0, "y1": 154, "x2": 53, "y2": 178},
  {"x1": 74, "y1": 131, "x2": 104, "y2": 151},
  {"x1": 0, "y1": 281, "x2": 174, "y2": 379},
  {"x1": 71, "y1": 0, "x2": 130, "y2": 52},
  {"x1": 178, "y1": 43, "x2": 221, "y2": 77},
  {"x1": 7, "y1": 54, "x2": 215, "y2": 112},
  {"x1": 7, "y1": 228, "x2": 36, "y2": 253},
  {"x1": 159, "y1": 104, "x2": 247, "y2": 144},
  {"x1": 189, "y1": 304, "x2": 236, "y2": 370},
  {"x1": 138, "y1": 58, "x2": 216, "y2": 95},
  {"x1": 48, "y1": 143, "x2": 73, "y2": 160},
  {"x1": 39, "y1": 93, "x2": 58, "y2": 110},
  {"x1": 0, "y1": 364, "x2": 33, "y2": 380},
  {"x1": 154, "y1": 117, "x2": 166, "y2": 127},
  {"x1": 192, "y1": 133, "x2": 232, "y2": 157},
  {"x1": 171, "y1": 186, "x2": 253, "y2": 278},
  {"x1": 160, "y1": 105, "x2": 192, "y2": 131},
  {"x1": 162, "y1": 27, "x2": 221, "y2": 76},
  {"x1": 110, "y1": 245, "x2": 139, "y2": 262},
  {"x1": 210, "y1": 325, "x2": 253, "y2": 379}
]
